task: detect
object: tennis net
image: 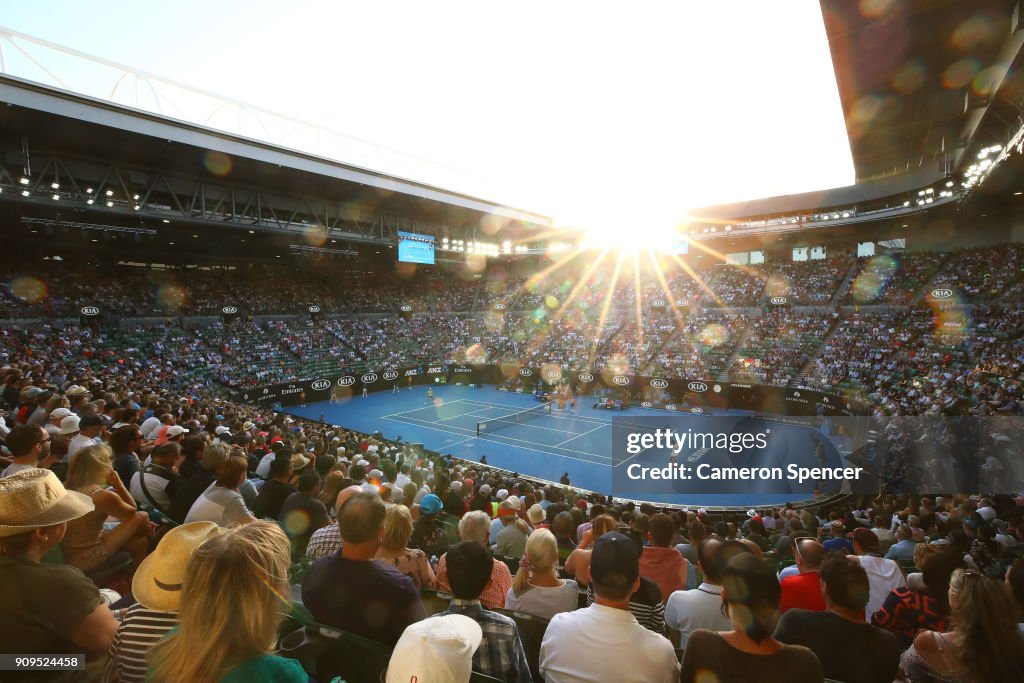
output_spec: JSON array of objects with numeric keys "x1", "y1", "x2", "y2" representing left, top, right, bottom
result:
[{"x1": 476, "y1": 402, "x2": 552, "y2": 436}]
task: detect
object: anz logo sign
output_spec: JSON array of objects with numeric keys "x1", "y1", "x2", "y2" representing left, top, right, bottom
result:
[
  {"x1": 612, "y1": 376, "x2": 629, "y2": 386},
  {"x1": 931, "y1": 288, "x2": 954, "y2": 299},
  {"x1": 361, "y1": 373, "x2": 378, "y2": 384},
  {"x1": 577, "y1": 372, "x2": 594, "y2": 382},
  {"x1": 770, "y1": 297, "x2": 788, "y2": 305},
  {"x1": 221, "y1": 306, "x2": 238, "y2": 315},
  {"x1": 80, "y1": 306, "x2": 100, "y2": 316},
  {"x1": 687, "y1": 382, "x2": 709, "y2": 392},
  {"x1": 650, "y1": 379, "x2": 669, "y2": 389},
  {"x1": 310, "y1": 379, "x2": 331, "y2": 391},
  {"x1": 337, "y1": 376, "x2": 356, "y2": 387},
  {"x1": 308, "y1": 305, "x2": 321, "y2": 313},
  {"x1": 519, "y1": 368, "x2": 533, "y2": 377},
  {"x1": 383, "y1": 370, "x2": 399, "y2": 381}
]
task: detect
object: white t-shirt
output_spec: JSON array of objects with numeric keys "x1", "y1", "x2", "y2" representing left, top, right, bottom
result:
[
  {"x1": 1, "y1": 462, "x2": 35, "y2": 478},
  {"x1": 505, "y1": 580, "x2": 579, "y2": 621},
  {"x1": 67, "y1": 434, "x2": 102, "y2": 465},
  {"x1": 664, "y1": 583, "x2": 730, "y2": 649},
  {"x1": 184, "y1": 485, "x2": 252, "y2": 526},
  {"x1": 139, "y1": 416, "x2": 163, "y2": 441},
  {"x1": 130, "y1": 470, "x2": 173, "y2": 509},
  {"x1": 540, "y1": 603, "x2": 679, "y2": 683},
  {"x1": 255, "y1": 452, "x2": 277, "y2": 479}
]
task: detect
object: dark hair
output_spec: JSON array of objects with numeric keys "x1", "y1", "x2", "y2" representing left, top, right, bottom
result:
[
  {"x1": 552, "y1": 511, "x2": 574, "y2": 539},
  {"x1": 109, "y1": 425, "x2": 142, "y2": 453},
  {"x1": 315, "y1": 454, "x2": 335, "y2": 477},
  {"x1": 649, "y1": 513, "x2": 675, "y2": 547},
  {"x1": 151, "y1": 441, "x2": 181, "y2": 461},
  {"x1": 714, "y1": 540, "x2": 754, "y2": 578},
  {"x1": 297, "y1": 470, "x2": 320, "y2": 493},
  {"x1": 688, "y1": 521, "x2": 706, "y2": 542},
  {"x1": 698, "y1": 538, "x2": 724, "y2": 583},
  {"x1": 721, "y1": 553, "x2": 781, "y2": 642},
  {"x1": 920, "y1": 549, "x2": 963, "y2": 614},
  {"x1": 269, "y1": 455, "x2": 292, "y2": 479},
  {"x1": 182, "y1": 436, "x2": 205, "y2": 459},
  {"x1": 445, "y1": 541, "x2": 493, "y2": 600},
  {"x1": 338, "y1": 492, "x2": 385, "y2": 544},
  {"x1": 1009, "y1": 559, "x2": 1024, "y2": 621},
  {"x1": 5, "y1": 424, "x2": 45, "y2": 457},
  {"x1": 820, "y1": 554, "x2": 870, "y2": 610},
  {"x1": 349, "y1": 464, "x2": 366, "y2": 482}
]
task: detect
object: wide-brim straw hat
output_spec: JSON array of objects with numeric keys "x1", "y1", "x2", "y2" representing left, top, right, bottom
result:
[
  {"x1": 0, "y1": 469, "x2": 94, "y2": 536},
  {"x1": 132, "y1": 522, "x2": 224, "y2": 611}
]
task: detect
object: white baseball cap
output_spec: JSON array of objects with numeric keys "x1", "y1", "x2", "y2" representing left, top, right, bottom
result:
[
  {"x1": 49, "y1": 408, "x2": 73, "y2": 422},
  {"x1": 165, "y1": 426, "x2": 189, "y2": 438},
  {"x1": 385, "y1": 614, "x2": 482, "y2": 683},
  {"x1": 60, "y1": 414, "x2": 81, "y2": 435}
]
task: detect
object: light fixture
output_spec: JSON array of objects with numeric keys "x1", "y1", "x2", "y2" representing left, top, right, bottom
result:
[
  {"x1": 162, "y1": 219, "x2": 170, "y2": 223},
  {"x1": 21, "y1": 190, "x2": 30, "y2": 197},
  {"x1": 86, "y1": 188, "x2": 93, "y2": 194},
  {"x1": 134, "y1": 205, "x2": 140, "y2": 210},
  {"x1": 19, "y1": 177, "x2": 29, "y2": 185},
  {"x1": 86, "y1": 199, "x2": 94, "y2": 205},
  {"x1": 106, "y1": 201, "x2": 113, "y2": 207},
  {"x1": 1015, "y1": 192, "x2": 1023, "y2": 196},
  {"x1": 105, "y1": 189, "x2": 113, "y2": 196},
  {"x1": 50, "y1": 182, "x2": 59, "y2": 190},
  {"x1": 51, "y1": 194, "x2": 59, "y2": 201}
]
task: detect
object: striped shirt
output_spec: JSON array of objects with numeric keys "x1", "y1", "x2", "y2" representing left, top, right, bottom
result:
[{"x1": 110, "y1": 604, "x2": 179, "y2": 683}]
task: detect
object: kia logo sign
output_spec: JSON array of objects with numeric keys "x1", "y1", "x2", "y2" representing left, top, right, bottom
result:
[
  {"x1": 579, "y1": 302, "x2": 590, "y2": 309},
  {"x1": 676, "y1": 299, "x2": 688, "y2": 307},
  {"x1": 640, "y1": 401, "x2": 653, "y2": 408},
  {"x1": 383, "y1": 370, "x2": 399, "y2": 381},
  {"x1": 337, "y1": 376, "x2": 356, "y2": 387},
  {"x1": 494, "y1": 303, "x2": 506, "y2": 310},
  {"x1": 612, "y1": 376, "x2": 629, "y2": 386},
  {"x1": 361, "y1": 373, "x2": 378, "y2": 384},
  {"x1": 652, "y1": 299, "x2": 665, "y2": 307},
  {"x1": 690, "y1": 407, "x2": 704, "y2": 414},
  {"x1": 666, "y1": 404, "x2": 677, "y2": 411},
  {"x1": 650, "y1": 379, "x2": 668, "y2": 389},
  {"x1": 222, "y1": 306, "x2": 238, "y2": 315},
  {"x1": 400, "y1": 304, "x2": 413, "y2": 312},
  {"x1": 545, "y1": 370, "x2": 561, "y2": 381},
  {"x1": 687, "y1": 382, "x2": 708, "y2": 392},
  {"x1": 770, "y1": 297, "x2": 788, "y2": 305},
  {"x1": 310, "y1": 379, "x2": 331, "y2": 391},
  {"x1": 519, "y1": 368, "x2": 533, "y2": 376},
  {"x1": 80, "y1": 306, "x2": 100, "y2": 316},
  {"x1": 931, "y1": 288, "x2": 953, "y2": 299},
  {"x1": 308, "y1": 305, "x2": 321, "y2": 313},
  {"x1": 577, "y1": 373, "x2": 594, "y2": 382}
]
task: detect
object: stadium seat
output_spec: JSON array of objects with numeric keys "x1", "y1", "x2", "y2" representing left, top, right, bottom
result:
[
  {"x1": 495, "y1": 554, "x2": 520, "y2": 575},
  {"x1": 279, "y1": 620, "x2": 392, "y2": 682},
  {"x1": 420, "y1": 588, "x2": 453, "y2": 615},
  {"x1": 469, "y1": 672, "x2": 504, "y2": 683},
  {"x1": 495, "y1": 608, "x2": 550, "y2": 683}
]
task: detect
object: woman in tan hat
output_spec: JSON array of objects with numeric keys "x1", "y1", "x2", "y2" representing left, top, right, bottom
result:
[
  {"x1": 110, "y1": 522, "x2": 223, "y2": 683},
  {"x1": 148, "y1": 521, "x2": 307, "y2": 683},
  {"x1": 0, "y1": 468, "x2": 120, "y2": 678},
  {"x1": 63, "y1": 443, "x2": 153, "y2": 571}
]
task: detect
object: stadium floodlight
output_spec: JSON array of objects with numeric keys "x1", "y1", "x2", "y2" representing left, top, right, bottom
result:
[
  {"x1": 21, "y1": 190, "x2": 30, "y2": 197},
  {"x1": 86, "y1": 188, "x2": 93, "y2": 194},
  {"x1": 50, "y1": 182, "x2": 59, "y2": 189},
  {"x1": 51, "y1": 194, "x2": 59, "y2": 201},
  {"x1": 946, "y1": 181, "x2": 954, "y2": 187},
  {"x1": 105, "y1": 189, "x2": 114, "y2": 196},
  {"x1": 19, "y1": 177, "x2": 30, "y2": 185},
  {"x1": 133, "y1": 194, "x2": 140, "y2": 200}
]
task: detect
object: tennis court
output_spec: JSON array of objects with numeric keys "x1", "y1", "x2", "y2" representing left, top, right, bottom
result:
[{"x1": 283, "y1": 385, "x2": 842, "y2": 506}]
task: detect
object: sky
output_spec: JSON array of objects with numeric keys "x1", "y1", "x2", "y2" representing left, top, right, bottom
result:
[{"x1": 1, "y1": 1, "x2": 855, "y2": 241}]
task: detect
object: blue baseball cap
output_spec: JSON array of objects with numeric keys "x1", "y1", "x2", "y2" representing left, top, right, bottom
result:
[{"x1": 420, "y1": 494, "x2": 444, "y2": 516}]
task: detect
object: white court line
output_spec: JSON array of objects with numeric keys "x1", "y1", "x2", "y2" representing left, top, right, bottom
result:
[
  {"x1": 554, "y1": 423, "x2": 609, "y2": 448},
  {"x1": 438, "y1": 405, "x2": 512, "y2": 421},
  {"x1": 382, "y1": 413, "x2": 613, "y2": 465},
  {"x1": 458, "y1": 398, "x2": 664, "y2": 431},
  {"x1": 379, "y1": 399, "x2": 469, "y2": 420}
]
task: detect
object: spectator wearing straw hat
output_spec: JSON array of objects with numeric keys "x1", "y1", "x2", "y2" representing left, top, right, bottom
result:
[
  {"x1": 110, "y1": 522, "x2": 224, "y2": 683},
  {"x1": 0, "y1": 469, "x2": 119, "y2": 679}
]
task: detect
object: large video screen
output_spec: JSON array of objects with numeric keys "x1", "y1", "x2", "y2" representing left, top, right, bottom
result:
[{"x1": 397, "y1": 231, "x2": 435, "y2": 265}]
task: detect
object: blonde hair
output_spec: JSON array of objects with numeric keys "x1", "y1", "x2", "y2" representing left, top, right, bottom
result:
[
  {"x1": 512, "y1": 528, "x2": 558, "y2": 596},
  {"x1": 148, "y1": 521, "x2": 291, "y2": 683},
  {"x1": 65, "y1": 444, "x2": 113, "y2": 490},
  {"x1": 382, "y1": 505, "x2": 414, "y2": 550},
  {"x1": 592, "y1": 514, "x2": 616, "y2": 540}
]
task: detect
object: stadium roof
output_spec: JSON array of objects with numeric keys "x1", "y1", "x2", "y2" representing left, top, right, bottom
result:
[{"x1": 821, "y1": 0, "x2": 1017, "y2": 181}]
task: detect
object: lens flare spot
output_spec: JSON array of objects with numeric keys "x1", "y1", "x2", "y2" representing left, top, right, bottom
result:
[
  {"x1": 157, "y1": 284, "x2": 189, "y2": 310},
  {"x1": 859, "y1": 0, "x2": 896, "y2": 18},
  {"x1": 694, "y1": 670, "x2": 721, "y2": 683},
  {"x1": 765, "y1": 276, "x2": 791, "y2": 298},
  {"x1": 302, "y1": 225, "x2": 329, "y2": 247},
  {"x1": 499, "y1": 361, "x2": 523, "y2": 378},
  {"x1": 465, "y1": 253, "x2": 487, "y2": 273},
  {"x1": 893, "y1": 61, "x2": 925, "y2": 94},
  {"x1": 283, "y1": 509, "x2": 312, "y2": 535},
  {"x1": 952, "y1": 15, "x2": 993, "y2": 51},
  {"x1": 10, "y1": 276, "x2": 47, "y2": 304},
  {"x1": 203, "y1": 151, "x2": 232, "y2": 176},
  {"x1": 541, "y1": 363, "x2": 562, "y2": 385},
  {"x1": 972, "y1": 65, "x2": 1003, "y2": 96},
  {"x1": 480, "y1": 214, "x2": 507, "y2": 236},
  {"x1": 545, "y1": 295, "x2": 559, "y2": 310},
  {"x1": 699, "y1": 323, "x2": 728, "y2": 348},
  {"x1": 943, "y1": 59, "x2": 980, "y2": 90}
]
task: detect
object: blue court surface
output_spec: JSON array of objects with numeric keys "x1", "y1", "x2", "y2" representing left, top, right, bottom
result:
[{"x1": 283, "y1": 386, "x2": 844, "y2": 507}]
